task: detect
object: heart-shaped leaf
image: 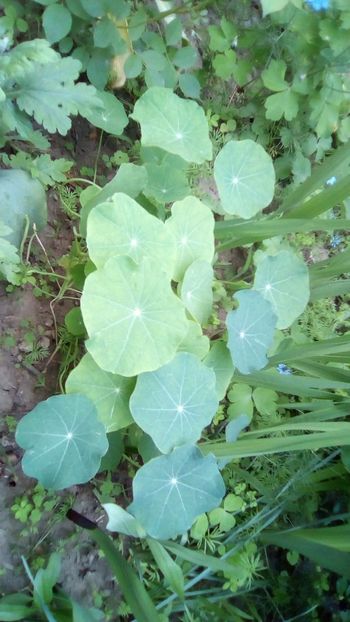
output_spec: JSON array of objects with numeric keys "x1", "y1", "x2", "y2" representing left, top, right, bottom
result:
[
  {"x1": 181, "y1": 260, "x2": 213, "y2": 324},
  {"x1": 253, "y1": 250, "x2": 310, "y2": 329},
  {"x1": 16, "y1": 394, "x2": 108, "y2": 490},
  {"x1": 81, "y1": 256, "x2": 188, "y2": 376},
  {"x1": 130, "y1": 352, "x2": 218, "y2": 453},
  {"x1": 226, "y1": 290, "x2": 277, "y2": 374},
  {"x1": 131, "y1": 87, "x2": 212, "y2": 163},
  {"x1": 214, "y1": 140, "x2": 275, "y2": 218},
  {"x1": 165, "y1": 196, "x2": 215, "y2": 281},
  {"x1": 86, "y1": 193, "x2": 176, "y2": 275},
  {"x1": 65, "y1": 353, "x2": 135, "y2": 432},
  {"x1": 128, "y1": 444, "x2": 225, "y2": 539}
]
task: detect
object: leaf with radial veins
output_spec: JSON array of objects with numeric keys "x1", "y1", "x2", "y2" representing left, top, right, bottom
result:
[
  {"x1": 128, "y1": 444, "x2": 225, "y2": 539},
  {"x1": 129, "y1": 352, "x2": 218, "y2": 453},
  {"x1": 81, "y1": 256, "x2": 188, "y2": 376},
  {"x1": 86, "y1": 193, "x2": 176, "y2": 275},
  {"x1": 65, "y1": 353, "x2": 135, "y2": 432},
  {"x1": 214, "y1": 140, "x2": 275, "y2": 218},
  {"x1": 253, "y1": 250, "x2": 310, "y2": 329},
  {"x1": 181, "y1": 260, "x2": 214, "y2": 324},
  {"x1": 226, "y1": 290, "x2": 277, "y2": 374},
  {"x1": 15, "y1": 394, "x2": 108, "y2": 490},
  {"x1": 165, "y1": 196, "x2": 215, "y2": 281},
  {"x1": 131, "y1": 87, "x2": 212, "y2": 163}
]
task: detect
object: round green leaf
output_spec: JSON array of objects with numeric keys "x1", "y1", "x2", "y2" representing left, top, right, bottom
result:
[
  {"x1": 130, "y1": 352, "x2": 218, "y2": 453},
  {"x1": 165, "y1": 196, "x2": 215, "y2": 281},
  {"x1": 144, "y1": 162, "x2": 189, "y2": 203},
  {"x1": 43, "y1": 4, "x2": 72, "y2": 44},
  {"x1": 128, "y1": 444, "x2": 225, "y2": 539},
  {"x1": 226, "y1": 290, "x2": 277, "y2": 374},
  {"x1": 214, "y1": 140, "x2": 275, "y2": 218},
  {"x1": 177, "y1": 321, "x2": 210, "y2": 359},
  {"x1": 66, "y1": 353, "x2": 135, "y2": 432},
  {"x1": 86, "y1": 193, "x2": 176, "y2": 276},
  {"x1": 81, "y1": 256, "x2": 188, "y2": 376},
  {"x1": 0, "y1": 170, "x2": 47, "y2": 249},
  {"x1": 181, "y1": 260, "x2": 213, "y2": 324},
  {"x1": 204, "y1": 341, "x2": 234, "y2": 401},
  {"x1": 131, "y1": 87, "x2": 212, "y2": 164},
  {"x1": 15, "y1": 394, "x2": 108, "y2": 490},
  {"x1": 253, "y1": 250, "x2": 310, "y2": 329},
  {"x1": 81, "y1": 90, "x2": 128, "y2": 136}
]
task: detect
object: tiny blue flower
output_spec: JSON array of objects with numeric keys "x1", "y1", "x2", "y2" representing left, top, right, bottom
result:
[
  {"x1": 330, "y1": 233, "x2": 343, "y2": 248},
  {"x1": 305, "y1": 0, "x2": 329, "y2": 10},
  {"x1": 277, "y1": 363, "x2": 292, "y2": 375},
  {"x1": 326, "y1": 176, "x2": 337, "y2": 186}
]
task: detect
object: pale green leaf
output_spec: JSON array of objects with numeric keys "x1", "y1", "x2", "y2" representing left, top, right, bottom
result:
[
  {"x1": 66, "y1": 353, "x2": 134, "y2": 432},
  {"x1": 180, "y1": 260, "x2": 213, "y2": 324},
  {"x1": 165, "y1": 196, "x2": 215, "y2": 281},
  {"x1": 16, "y1": 394, "x2": 108, "y2": 490},
  {"x1": 43, "y1": 4, "x2": 72, "y2": 43},
  {"x1": 86, "y1": 193, "x2": 176, "y2": 276},
  {"x1": 80, "y1": 90, "x2": 128, "y2": 135},
  {"x1": 81, "y1": 256, "x2": 188, "y2": 376},
  {"x1": 253, "y1": 250, "x2": 310, "y2": 329},
  {"x1": 103, "y1": 503, "x2": 146, "y2": 537},
  {"x1": 265, "y1": 89, "x2": 299, "y2": 122},
  {"x1": 131, "y1": 87, "x2": 212, "y2": 163},
  {"x1": 129, "y1": 352, "x2": 218, "y2": 453},
  {"x1": 204, "y1": 341, "x2": 234, "y2": 400},
  {"x1": 261, "y1": 59, "x2": 288, "y2": 91},
  {"x1": 214, "y1": 140, "x2": 275, "y2": 218},
  {"x1": 129, "y1": 445, "x2": 225, "y2": 539},
  {"x1": 177, "y1": 321, "x2": 210, "y2": 359},
  {"x1": 226, "y1": 290, "x2": 277, "y2": 374},
  {"x1": 260, "y1": 0, "x2": 289, "y2": 16},
  {"x1": 144, "y1": 161, "x2": 189, "y2": 203}
]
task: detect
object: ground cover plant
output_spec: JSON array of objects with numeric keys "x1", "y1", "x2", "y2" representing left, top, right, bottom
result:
[{"x1": 1, "y1": 0, "x2": 350, "y2": 620}]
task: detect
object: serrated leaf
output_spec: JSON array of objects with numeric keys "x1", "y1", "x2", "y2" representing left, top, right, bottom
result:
[
  {"x1": 131, "y1": 87, "x2": 212, "y2": 164},
  {"x1": 130, "y1": 352, "x2": 218, "y2": 453},
  {"x1": 16, "y1": 57, "x2": 100, "y2": 135},
  {"x1": 128, "y1": 445, "x2": 226, "y2": 539},
  {"x1": 81, "y1": 256, "x2": 188, "y2": 376},
  {"x1": 31, "y1": 154, "x2": 73, "y2": 186},
  {"x1": 253, "y1": 250, "x2": 310, "y2": 329},
  {"x1": 214, "y1": 140, "x2": 275, "y2": 218},
  {"x1": 16, "y1": 394, "x2": 108, "y2": 490},
  {"x1": 212, "y1": 50, "x2": 236, "y2": 80},
  {"x1": 86, "y1": 193, "x2": 176, "y2": 275},
  {"x1": 265, "y1": 89, "x2": 299, "y2": 122},
  {"x1": 181, "y1": 260, "x2": 213, "y2": 324},
  {"x1": 43, "y1": 4, "x2": 72, "y2": 44},
  {"x1": 66, "y1": 353, "x2": 134, "y2": 432},
  {"x1": 262, "y1": 59, "x2": 288, "y2": 91},
  {"x1": 165, "y1": 196, "x2": 215, "y2": 281},
  {"x1": 0, "y1": 229, "x2": 21, "y2": 283},
  {"x1": 226, "y1": 290, "x2": 277, "y2": 374}
]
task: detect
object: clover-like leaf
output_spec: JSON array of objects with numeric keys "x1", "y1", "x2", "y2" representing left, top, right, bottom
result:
[
  {"x1": 131, "y1": 87, "x2": 212, "y2": 163},
  {"x1": 253, "y1": 250, "x2": 310, "y2": 329},
  {"x1": 130, "y1": 353, "x2": 218, "y2": 453},
  {"x1": 226, "y1": 290, "x2": 277, "y2": 374},
  {"x1": 128, "y1": 444, "x2": 225, "y2": 539},
  {"x1": 86, "y1": 193, "x2": 176, "y2": 275},
  {"x1": 65, "y1": 353, "x2": 135, "y2": 432},
  {"x1": 213, "y1": 140, "x2": 275, "y2": 218},
  {"x1": 15, "y1": 394, "x2": 108, "y2": 490},
  {"x1": 81, "y1": 256, "x2": 188, "y2": 376},
  {"x1": 181, "y1": 260, "x2": 213, "y2": 324},
  {"x1": 165, "y1": 196, "x2": 215, "y2": 281}
]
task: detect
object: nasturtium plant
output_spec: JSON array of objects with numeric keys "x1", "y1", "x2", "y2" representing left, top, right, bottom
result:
[
  {"x1": 103, "y1": 504, "x2": 146, "y2": 538},
  {"x1": 253, "y1": 250, "x2": 310, "y2": 329},
  {"x1": 178, "y1": 321, "x2": 210, "y2": 359},
  {"x1": 81, "y1": 255, "x2": 188, "y2": 376},
  {"x1": 165, "y1": 196, "x2": 215, "y2": 281},
  {"x1": 15, "y1": 394, "x2": 108, "y2": 490},
  {"x1": 128, "y1": 444, "x2": 226, "y2": 539},
  {"x1": 129, "y1": 352, "x2": 219, "y2": 453},
  {"x1": 204, "y1": 341, "x2": 234, "y2": 401},
  {"x1": 180, "y1": 260, "x2": 214, "y2": 325},
  {"x1": 65, "y1": 353, "x2": 135, "y2": 432},
  {"x1": 226, "y1": 290, "x2": 277, "y2": 374},
  {"x1": 213, "y1": 140, "x2": 275, "y2": 218},
  {"x1": 131, "y1": 87, "x2": 213, "y2": 164},
  {"x1": 86, "y1": 193, "x2": 176, "y2": 275}
]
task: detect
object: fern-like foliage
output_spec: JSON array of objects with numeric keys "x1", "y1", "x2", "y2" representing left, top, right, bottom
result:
[{"x1": 0, "y1": 39, "x2": 101, "y2": 145}]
